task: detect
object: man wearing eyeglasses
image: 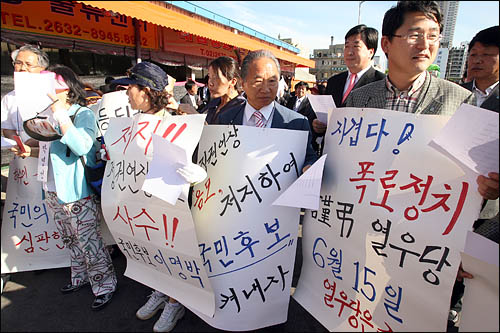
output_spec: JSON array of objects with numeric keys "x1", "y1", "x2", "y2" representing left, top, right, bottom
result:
[
  {"x1": 1, "y1": 44, "x2": 49, "y2": 146},
  {"x1": 345, "y1": 1, "x2": 473, "y2": 115}
]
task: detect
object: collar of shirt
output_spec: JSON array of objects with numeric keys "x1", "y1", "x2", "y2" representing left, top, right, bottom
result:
[
  {"x1": 295, "y1": 96, "x2": 305, "y2": 105},
  {"x1": 244, "y1": 101, "x2": 274, "y2": 127},
  {"x1": 472, "y1": 80, "x2": 499, "y2": 96},
  {"x1": 385, "y1": 71, "x2": 427, "y2": 97},
  {"x1": 348, "y1": 65, "x2": 371, "y2": 84}
]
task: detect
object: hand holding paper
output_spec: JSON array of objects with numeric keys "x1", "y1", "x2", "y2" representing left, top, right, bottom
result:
[{"x1": 176, "y1": 163, "x2": 207, "y2": 185}]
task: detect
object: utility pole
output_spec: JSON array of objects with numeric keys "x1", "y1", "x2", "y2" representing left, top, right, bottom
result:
[{"x1": 358, "y1": 1, "x2": 366, "y2": 25}]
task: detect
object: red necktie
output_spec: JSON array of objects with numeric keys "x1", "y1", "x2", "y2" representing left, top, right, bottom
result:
[
  {"x1": 253, "y1": 111, "x2": 265, "y2": 127},
  {"x1": 342, "y1": 73, "x2": 357, "y2": 104}
]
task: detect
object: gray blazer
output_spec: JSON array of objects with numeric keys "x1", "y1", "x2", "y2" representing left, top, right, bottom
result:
[
  {"x1": 216, "y1": 100, "x2": 319, "y2": 168},
  {"x1": 345, "y1": 73, "x2": 475, "y2": 115}
]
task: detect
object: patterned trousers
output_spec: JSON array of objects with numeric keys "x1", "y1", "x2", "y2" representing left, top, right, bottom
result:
[{"x1": 45, "y1": 192, "x2": 117, "y2": 296}]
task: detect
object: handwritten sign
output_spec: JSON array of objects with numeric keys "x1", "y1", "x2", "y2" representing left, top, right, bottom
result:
[
  {"x1": 92, "y1": 90, "x2": 140, "y2": 135},
  {"x1": 293, "y1": 108, "x2": 483, "y2": 331},
  {"x1": 101, "y1": 112, "x2": 215, "y2": 316},
  {"x1": 189, "y1": 125, "x2": 307, "y2": 330},
  {"x1": 1, "y1": 157, "x2": 70, "y2": 273}
]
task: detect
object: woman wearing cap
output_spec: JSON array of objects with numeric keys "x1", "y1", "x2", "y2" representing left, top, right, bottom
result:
[
  {"x1": 178, "y1": 56, "x2": 244, "y2": 124},
  {"x1": 11, "y1": 64, "x2": 117, "y2": 310},
  {"x1": 114, "y1": 61, "x2": 188, "y2": 333}
]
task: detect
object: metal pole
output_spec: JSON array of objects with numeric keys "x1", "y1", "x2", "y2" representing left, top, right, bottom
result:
[{"x1": 358, "y1": 1, "x2": 365, "y2": 25}]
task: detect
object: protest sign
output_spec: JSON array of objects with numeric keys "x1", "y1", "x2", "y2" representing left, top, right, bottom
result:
[
  {"x1": 189, "y1": 125, "x2": 307, "y2": 331},
  {"x1": 1, "y1": 157, "x2": 70, "y2": 273},
  {"x1": 93, "y1": 90, "x2": 140, "y2": 135},
  {"x1": 293, "y1": 108, "x2": 483, "y2": 331},
  {"x1": 101, "y1": 113, "x2": 215, "y2": 317}
]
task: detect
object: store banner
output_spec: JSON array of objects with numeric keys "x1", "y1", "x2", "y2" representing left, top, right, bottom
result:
[
  {"x1": 293, "y1": 108, "x2": 483, "y2": 331},
  {"x1": 1, "y1": 1, "x2": 157, "y2": 49}
]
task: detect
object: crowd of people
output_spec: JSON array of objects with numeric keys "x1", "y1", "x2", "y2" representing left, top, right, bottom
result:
[{"x1": 1, "y1": 1, "x2": 498, "y2": 332}]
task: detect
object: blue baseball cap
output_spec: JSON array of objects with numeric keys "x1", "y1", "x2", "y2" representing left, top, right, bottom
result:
[{"x1": 112, "y1": 61, "x2": 168, "y2": 91}]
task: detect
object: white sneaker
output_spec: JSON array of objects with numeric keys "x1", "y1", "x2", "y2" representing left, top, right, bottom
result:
[
  {"x1": 153, "y1": 303, "x2": 185, "y2": 332},
  {"x1": 136, "y1": 291, "x2": 169, "y2": 320}
]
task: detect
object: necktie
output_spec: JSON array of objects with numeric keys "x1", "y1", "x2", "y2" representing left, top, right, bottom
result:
[
  {"x1": 342, "y1": 73, "x2": 357, "y2": 104},
  {"x1": 253, "y1": 111, "x2": 265, "y2": 128}
]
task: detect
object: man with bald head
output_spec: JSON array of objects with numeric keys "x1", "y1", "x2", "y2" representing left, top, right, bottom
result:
[
  {"x1": 216, "y1": 49, "x2": 318, "y2": 171},
  {"x1": 1, "y1": 44, "x2": 50, "y2": 146}
]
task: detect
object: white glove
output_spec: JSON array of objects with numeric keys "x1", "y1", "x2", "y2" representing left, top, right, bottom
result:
[
  {"x1": 53, "y1": 108, "x2": 72, "y2": 126},
  {"x1": 176, "y1": 163, "x2": 207, "y2": 185}
]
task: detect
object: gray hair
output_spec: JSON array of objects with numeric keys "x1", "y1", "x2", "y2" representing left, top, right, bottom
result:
[
  {"x1": 11, "y1": 44, "x2": 50, "y2": 69},
  {"x1": 240, "y1": 49, "x2": 281, "y2": 80}
]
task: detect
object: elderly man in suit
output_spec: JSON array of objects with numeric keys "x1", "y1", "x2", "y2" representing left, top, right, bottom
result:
[
  {"x1": 313, "y1": 24, "x2": 386, "y2": 154},
  {"x1": 179, "y1": 79, "x2": 202, "y2": 111},
  {"x1": 216, "y1": 49, "x2": 318, "y2": 172}
]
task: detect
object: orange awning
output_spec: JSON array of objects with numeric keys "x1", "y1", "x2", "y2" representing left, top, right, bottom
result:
[{"x1": 79, "y1": 1, "x2": 315, "y2": 68}]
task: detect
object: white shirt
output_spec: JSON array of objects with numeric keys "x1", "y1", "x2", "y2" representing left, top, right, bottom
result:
[
  {"x1": 343, "y1": 65, "x2": 372, "y2": 96},
  {"x1": 472, "y1": 80, "x2": 499, "y2": 107},
  {"x1": 243, "y1": 102, "x2": 274, "y2": 128},
  {"x1": 189, "y1": 94, "x2": 197, "y2": 107},
  {"x1": 1, "y1": 90, "x2": 30, "y2": 142},
  {"x1": 294, "y1": 96, "x2": 305, "y2": 111}
]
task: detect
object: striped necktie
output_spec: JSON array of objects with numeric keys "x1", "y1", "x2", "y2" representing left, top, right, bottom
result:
[{"x1": 253, "y1": 110, "x2": 265, "y2": 127}]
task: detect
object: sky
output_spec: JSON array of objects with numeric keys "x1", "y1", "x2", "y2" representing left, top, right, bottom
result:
[{"x1": 190, "y1": 1, "x2": 499, "y2": 60}]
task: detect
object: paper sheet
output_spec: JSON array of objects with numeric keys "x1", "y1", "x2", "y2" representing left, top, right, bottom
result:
[
  {"x1": 272, "y1": 154, "x2": 327, "y2": 210},
  {"x1": 307, "y1": 95, "x2": 336, "y2": 124},
  {"x1": 429, "y1": 103, "x2": 499, "y2": 175},
  {"x1": 14, "y1": 71, "x2": 56, "y2": 121},
  {"x1": 141, "y1": 134, "x2": 189, "y2": 205},
  {"x1": 460, "y1": 230, "x2": 499, "y2": 332},
  {"x1": 1, "y1": 137, "x2": 17, "y2": 148}
]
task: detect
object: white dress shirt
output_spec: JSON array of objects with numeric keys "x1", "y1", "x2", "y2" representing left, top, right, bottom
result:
[
  {"x1": 243, "y1": 102, "x2": 274, "y2": 128},
  {"x1": 294, "y1": 96, "x2": 305, "y2": 111},
  {"x1": 472, "y1": 80, "x2": 499, "y2": 107}
]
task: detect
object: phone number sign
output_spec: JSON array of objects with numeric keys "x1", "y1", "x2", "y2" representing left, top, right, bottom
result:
[{"x1": 1, "y1": 1, "x2": 157, "y2": 49}]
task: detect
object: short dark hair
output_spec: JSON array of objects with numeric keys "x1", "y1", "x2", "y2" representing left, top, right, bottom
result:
[
  {"x1": 185, "y1": 79, "x2": 196, "y2": 91},
  {"x1": 209, "y1": 56, "x2": 242, "y2": 93},
  {"x1": 468, "y1": 26, "x2": 500, "y2": 51},
  {"x1": 382, "y1": 1, "x2": 442, "y2": 41},
  {"x1": 48, "y1": 64, "x2": 88, "y2": 106},
  {"x1": 294, "y1": 81, "x2": 309, "y2": 90},
  {"x1": 345, "y1": 24, "x2": 379, "y2": 59}
]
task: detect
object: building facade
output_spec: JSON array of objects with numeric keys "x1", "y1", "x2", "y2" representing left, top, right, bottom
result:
[
  {"x1": 446, "y1": 41, "x2": 468, "y2": 82},
  {"x1": 310, "y1": 37, "x2": 347, "y2": 81},
  {"x1": 433, "y1": 47, "x2": 450, "y2": 79},
  {"x1": 438, "y1": 1, "x2": 459, "y2": 49}
]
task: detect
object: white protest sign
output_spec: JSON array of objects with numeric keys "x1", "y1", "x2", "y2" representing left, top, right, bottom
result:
[
  {"x1": 190, "y1": 125, "x2": 306, "y2": 331},
  {"x1": 430, "y1": 103, "x2": 499, "y2": 176},
  {"x1": 460, "y1": 231, "x2": 499, "y2": 332},
  {"x1": 293, "y1": 108, "x2": 483, "y2": 331},
  {"x1": 1, "y1": 157, "x2": 70, "y2": 273},
  {"x1": 101, "y1": 113, "x2": 215, "y2": 317},
  {"x1": 142, "y1": 134, "x2": 190, "y2": 205},
  {"x1": 14, "y1": 71, "x2": 55, "y2": 121},
  {"x1": 94, "y1": 90, "x2": 140, "y2": 135},
  {"x1": 273, "y1": 154, "x2": 327, "y2": 210},
  {"x1": 307, "y1": 94, "x2": 336, "y2": 124}
]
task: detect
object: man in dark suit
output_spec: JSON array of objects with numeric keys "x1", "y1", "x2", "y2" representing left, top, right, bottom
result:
[
  {"x1": 179, "y1": 79, "x2": 202, "y2": 111},
  {"x1": 461, "y1": 25, "x2": 499, "y2": 113},
  {"x1": 216, "y1": 50, "x2": 318, "y2": 172},
  {"x1": 286, "y1": 81, "x2": 320, "y2": 154},
  {"x1": 313, "y1": 24, "x2": 386, "y2": 154}
]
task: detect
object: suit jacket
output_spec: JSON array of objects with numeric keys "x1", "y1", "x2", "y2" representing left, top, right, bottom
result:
[
  {"x1": 285, "y1": 96, "x2": 320, "y2": 152},
  {"x1": 180, "y1": 93, "x2": 201, "y2": 110},
  {"x1": 461, "y1": 81, "x2": 499, "y2": 113},
  {"x1": 216, "y1": 100, "x2": 319, "y2": 169},
  {"x1": 345, "y1": 73, "x2": 475, "y2": 116},
  {"x1": 325, "y1": 67, "x2": 386, "y2": 107}
]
